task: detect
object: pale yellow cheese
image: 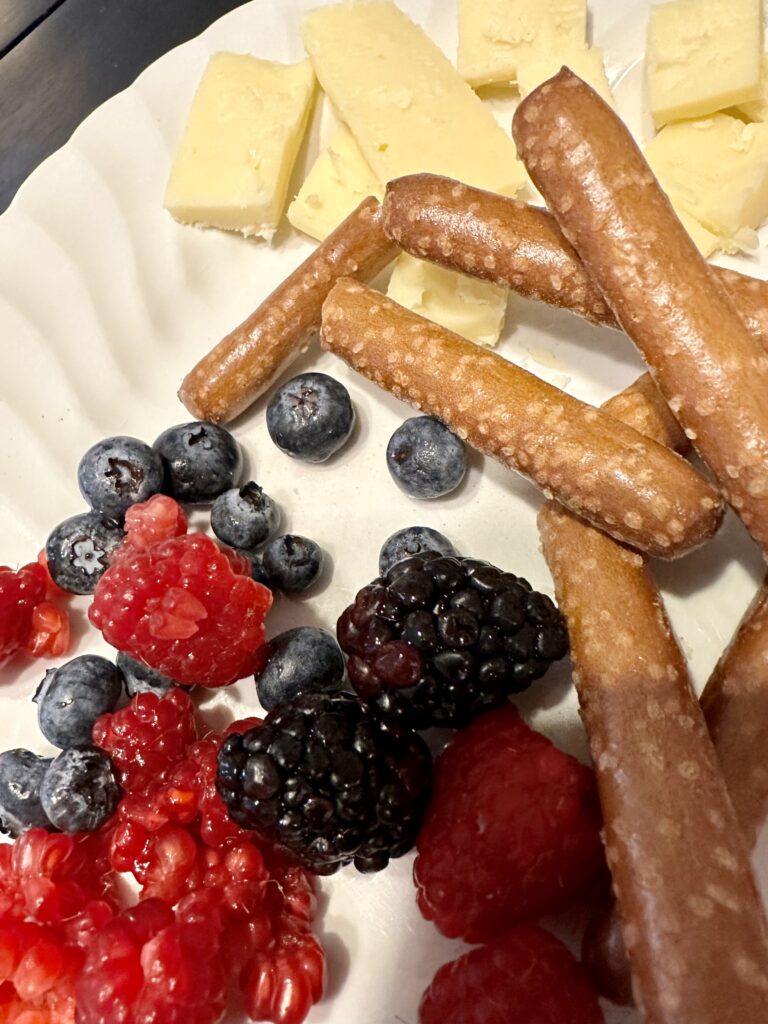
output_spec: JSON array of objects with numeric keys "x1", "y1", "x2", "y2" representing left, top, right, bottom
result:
[
  {"x1": 516, "y1": 48, "x2": 614, "y2": 107},
  {"x1": 302, "y1": 1, "x2": 526, "y2": 197},
  {"x1": 387, "y1": 254, "x2": 508, "y2": 348},
  {"x1": 288, "y1": 125, "x2": 383, "y2": 241},
  {"x1": 736, "y1": 54, "x2": 768, "y2": 122},
  {"x1": 646, "y1": 0, "x2": 762, "y2": 129},
  {"x1": 164, "y1": 53, "x2": 316, "y2": 239},
  {"x1": 675, "y1": 210, "x2": 720, "y2": 258},
  {"x1": 458, "y1": 0, "x2": 586, "y2": 87},
  {"x1": 645, "y1": 114, "x2": 768, "y2": 253}
]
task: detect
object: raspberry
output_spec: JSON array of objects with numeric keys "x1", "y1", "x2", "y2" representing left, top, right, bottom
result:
[
  {"x1": 0, "y1": 919, "x2": 83, "y2": 1024},
  {"x1": 23, "y1": 602, "x2": 71, "y2": 659},
  {"x1": 338, "y1": 554, "x2": 569, "y2": 728},
  {"x1": 0, "y1": 564, "x2": 47, "y2": 666},
  {"x1": 419, "y1": 926, "x2": 605, "y2": 1024},
  {"x1": 89, "y1": 532, "x2": 272, "y2": 686},
  {"x1": 122, "y1": 494, "x2": 188, "y2": 551},
  {"x1": 414, "y1": 704, "x2": 605, "y2": 942},
  {"x1": 93, "y1": 689, "x2": 198, "y2": 793}
]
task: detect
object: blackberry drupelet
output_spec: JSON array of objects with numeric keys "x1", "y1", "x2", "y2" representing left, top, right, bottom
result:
[
  {"x1": 216, "y1": 691, "x2": 432, "y2": 874},
  {"x1": 337, "y1": 553, "x2": 569, "y2": 728}
]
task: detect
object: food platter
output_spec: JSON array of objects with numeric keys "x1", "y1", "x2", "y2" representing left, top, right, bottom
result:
[{"x1": 0, "y1": 1, "x2": 767, "y2": 1021}]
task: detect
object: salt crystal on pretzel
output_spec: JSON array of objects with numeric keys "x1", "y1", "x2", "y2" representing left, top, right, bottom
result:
[
  {"x1": 320, "y1": 277, "x2": 722, "y2": 559},
  {"x1": 179, "y1": 196, "x2": 397, "y2": 423},
  {"x1": 512, "y1": 69, "x2": 768, "y2": 553}
]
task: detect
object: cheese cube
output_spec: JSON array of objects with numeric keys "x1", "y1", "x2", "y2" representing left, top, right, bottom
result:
[
  {"x1": 302, "y1": 2, "x2": 526, "y2": 197},
  {"x1": 458, "y1": 0, "x2": 586, "y2": 88},
  {"x1": 516, "y1": 48, "x2": 614, "y2": 107},
  {"x1": 736, "y1": 55, "x2": 768, "y2": 122},
  {"x1": 675, "y1": 210, "x2": 719, "y2": 259},
  {"x1": 288, "y1": 125, "x2": 383, "y2": 241},
  {"x1": 387, "y1": 254, "x2": 508, "y2": 348},
  {"x1": 647, "y1": 0, "x2": 762, "y2": 128},
  {"x1": 645, "y1": 114, "x2": 768, "y2": 251},
  {"x1": 164, "y1": 54, "x2": 316, "y2": 239}
]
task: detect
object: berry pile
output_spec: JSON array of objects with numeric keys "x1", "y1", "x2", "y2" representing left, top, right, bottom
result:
[
  {"x1": 414, "y1": 703, "x2": 605, "y2": 942},
  {"x1": 338, "y1": 553, "x2": 569, "y2": 727},
  {"x1": 217, "y1": 691, "x2": 432, "y2": 874}
]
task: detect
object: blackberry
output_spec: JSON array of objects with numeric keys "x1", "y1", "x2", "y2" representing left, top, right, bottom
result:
[
  {"x1": 216, "y1": 691, "x2": 432, "y2": 875},
  {"x1": 337, "y1": 554, "x2": 569, "y2": 728}
]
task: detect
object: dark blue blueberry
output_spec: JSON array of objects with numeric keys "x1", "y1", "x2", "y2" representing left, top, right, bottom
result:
[
  {"x1": 246, "y1": 555, "x2": 271, "y2": 588},
  {"x1": 386, "y1": 416, "x2": 467, "y2": 499},
  {"x1": 0, "y1": 750, "x2": 53, "y2": 836},
  {"x1": 45, "y1": 513, "x2": 124, "y2": 594},
  {"x1": 116, "y1": 651, "x2": 183, "y2": 698},
  {"x1": 153, "y1": 421, "x2": 241, "y2": 503},
  {"x1": 266, "y1": 372, "x2": 354, "y2": 463},
  {"x1": 262, "y1": 535, "x2": 323, "y2": 592},
  {"x1": 211, "y1": 482, "x2": 280, "y2": 550},
  {"x1": 40, "y1": 749, "x2": 119, "y2": 833},
  {"x1": 34, "y1": 655, "x2": 123, "y2": 749},
  {"x1": 379, "y1": 527, "x2": 458, "y2": 576},
  {"x1": 78, "y1": 436, "x2": 164, "y2": 521},
  {"x1": 256, "y1": 628, "x2": 344, "y2": 711}
]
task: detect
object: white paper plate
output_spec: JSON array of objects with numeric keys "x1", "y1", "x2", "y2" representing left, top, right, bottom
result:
[{"x1": 0, "y1": 2, "x2": 766, "y2": 1022}]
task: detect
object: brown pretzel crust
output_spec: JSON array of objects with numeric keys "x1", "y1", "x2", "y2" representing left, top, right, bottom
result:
[{"x1": 178, "y1": 197, "x2": 397, "y2": 423}]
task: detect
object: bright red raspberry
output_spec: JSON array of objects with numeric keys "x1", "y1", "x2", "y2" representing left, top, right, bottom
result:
[
  {"x1": 123, "y1": 494, "x2": 188, "y2": 552},
  {"x1": 89, "y1": 533, "x2": 271, "y2": 686},
  {"x1": 93, "y1": 689, "x2": 197, "y2": 793},
  {"x1": 414, "y1": 705, "x2": 605, "y2": 942},
  {"x1": 0, "y1": 563, "x2": 47, "y2": 665},
  {"x1": 0, "y1": 919, "x2": 83, "y2": 1024},
  {"x1": 419, "y1": 926, "x2": 605, "y2": 1024},
  {"x1": 23, "y1": 602, "x2": 71, "y2": 658}
]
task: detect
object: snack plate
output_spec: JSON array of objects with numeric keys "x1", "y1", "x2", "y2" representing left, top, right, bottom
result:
[{"x1": 0, "y1": 1, "x2": 766, "y2": 1021}]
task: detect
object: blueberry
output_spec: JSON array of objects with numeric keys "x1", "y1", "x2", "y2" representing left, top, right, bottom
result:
[
  {"x1": 256, "y1": 628, "x2": 345, "y2": 711},
  {"x1": 153, "y1": 421, "x2": 241, "y2": 503},
  {"x1": 78, "y1": 436, "x2": 164, "y2": 521},
  {"x1": 247, "y1": 555, "x2": 272, "y2": 588},
  {"x1": 386, "y1": 416, "x2": 466, "y2": 499},
  {"x1": 267, "y1": 372, "x2": 354, "y2": 463},
  {"x1": 0, "y1": 750, "x2": 53, "y2": 836},
  {"x1": 34, "y1": 655, "x2": 123, "y2": 749},
  {"x1": 46, "y1": 513, "x2": 124, "y2": 594},
  {"x1": 379, "y1": 527, "x2": 458, "y2": 576},
  {"x1": 40, "y1": 749, "x2": 119, "y2": 832},
  {"x1": 211, "y1": 482, "x2": 280, "y2": 550},
  {"x1": 116, "y1": 651, "x2": 182, "y2": 697},
  {"x1": 262, "y1": 535, "x2": 323, "y2": 592}
]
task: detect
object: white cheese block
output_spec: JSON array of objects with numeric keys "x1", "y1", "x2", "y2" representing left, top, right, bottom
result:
[
  {"x1": 387, "y1": 254, "x2": 508, "y2": 348},
  {"x1": 458, "y1": 0, "x2": 587, "y2": 88},
  {"x1": 736, "y1": 54, "x2": 768, "y2": 123},
  {"x1": 646, "y1": 0, "x2": 762, "y2": 128},
  {"x1": 516, "y1": 48, "x2": 614, "y2": 108},
  {"x1": 301, "y1": 1, "x2": 526, "y2": 197},
  {"x1": 164, "y1": 53, "x2": 316, "y2": 239},
  {"x1": 288, "y1": 125, "x2": 383, "y2": 242},
  {"x1": 645, "y1": 114, "x2": 768, "y2": 252}
]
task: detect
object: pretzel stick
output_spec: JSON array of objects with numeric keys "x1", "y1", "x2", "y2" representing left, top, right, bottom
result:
[
  {"x1": 320, "y1": 278, "x2": 722, "y2": 558},
  {"x1": 179, "y1": 197, "x2": 398, "y2": 423},
  {"x1": 512, "y1": 69, "x2": 768, "y2": 553},
  {"x1": 539, "y1": 502, "x2": 768, "y2": 1023},
  {"x1": 382, "y1": 173, "x2": 768, "y2": 343},
  {"x1": 701, "y1": 577, "x2": 768, "y2": 847}
]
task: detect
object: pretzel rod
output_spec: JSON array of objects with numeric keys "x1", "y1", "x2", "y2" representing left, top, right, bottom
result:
[
  {"x1": 512, "y1": 70, "x2": 768, "y2": 552},
  {"x1": 701, "y1": 576, "x2": 768, "y2": 847},
  {"x1": 178, "y1": 197, "x2": 398, "y2": 423},
  {"x1": 381, "y1": 174, "x2": 768, "y2": 343},
  {"x1": 539, "y1": 502, "x2": 768, "y2": 1023},
  {"x1": 320, "y1": 278, "x2": 722, "y2": 557}
]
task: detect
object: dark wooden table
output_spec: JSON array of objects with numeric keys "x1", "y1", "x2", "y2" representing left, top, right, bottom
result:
[{"x1": 0, "y1": 0, "x2": 250, "y2": 214}]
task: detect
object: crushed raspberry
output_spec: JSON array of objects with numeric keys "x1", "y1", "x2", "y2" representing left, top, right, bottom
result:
[
  {"x1": 89, "y1": 532, "x2": 272, "y2": 686},
  {"x1": 23, "y1": 602, "x2": 71, "y2": 658},
  {"x1": 122, "y1": 494, "x2": 188, "y2": 552},
  {"x1": 419, "y1": 926, "x2": 605, "y2": 1024},
  {"x1": 93, "y1": 689, "x2": 198, "y2": 793},
  {"x1": 0, "y1": 564, "x2": 47, "y2": 666},
  {"x1": 414, "y1": 704, "x2": 605, "y2": 943}
]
